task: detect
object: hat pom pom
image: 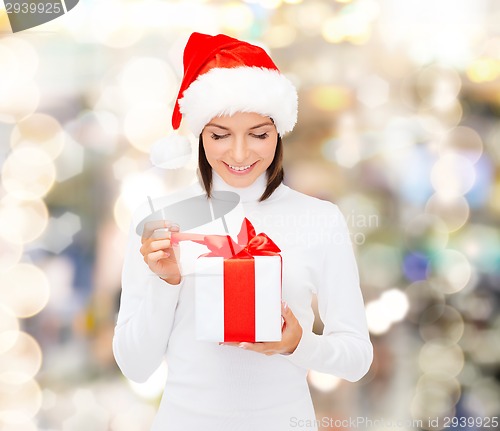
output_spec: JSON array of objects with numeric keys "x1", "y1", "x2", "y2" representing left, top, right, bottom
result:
[{"x1": 150, "y1": 133, "x2": 192, "y2": 169}]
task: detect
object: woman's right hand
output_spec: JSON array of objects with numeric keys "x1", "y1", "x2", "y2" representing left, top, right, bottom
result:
[{"x1": 140, "y1": 220, "x2": 182, "y2": 285}]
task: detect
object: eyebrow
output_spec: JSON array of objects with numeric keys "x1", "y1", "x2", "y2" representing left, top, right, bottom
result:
[{"x1": 204, "y1": 122, "x2": 274, "y2": 131}]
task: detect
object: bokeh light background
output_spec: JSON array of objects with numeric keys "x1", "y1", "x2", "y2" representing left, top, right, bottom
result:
[{"x1": 1, "y1": 0, "x2": 500, "y2": 430}]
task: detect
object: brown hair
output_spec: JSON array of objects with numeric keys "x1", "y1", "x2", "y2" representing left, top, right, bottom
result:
[{"x1": 198, "y1": 134, "x2": 284, "y2": 202}]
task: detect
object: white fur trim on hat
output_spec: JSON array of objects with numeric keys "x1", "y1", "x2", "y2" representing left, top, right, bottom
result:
[
  {"x1": 150, "y1": 134, "x2": 192, "y2": 169},
  {"x1": 178, "y1": 66, "x2": 298, "y2": 137}
]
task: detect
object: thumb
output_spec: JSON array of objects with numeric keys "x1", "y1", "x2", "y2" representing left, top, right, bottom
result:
[{"x1": 281, "y1": 301, "x2": 291, "y2": 320}]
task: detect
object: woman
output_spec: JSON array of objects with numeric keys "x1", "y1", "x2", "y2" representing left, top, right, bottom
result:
[{"x1": 113, "y1": 32, "x2": 372, "y2": 431}]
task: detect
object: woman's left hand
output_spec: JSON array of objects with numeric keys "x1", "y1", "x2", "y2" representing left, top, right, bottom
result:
[{"x1": 221, "y1": 302, "x2": 303, "y2": 356}]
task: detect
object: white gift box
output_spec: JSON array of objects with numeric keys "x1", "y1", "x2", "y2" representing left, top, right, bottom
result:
[{"x1": 195, "y1": 255, "x2": 282, "y2": 342}]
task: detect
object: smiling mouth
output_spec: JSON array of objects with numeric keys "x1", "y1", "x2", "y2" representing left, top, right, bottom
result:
[{"x1": 224, "y1": 161, "x2": 257, "y2": 172}]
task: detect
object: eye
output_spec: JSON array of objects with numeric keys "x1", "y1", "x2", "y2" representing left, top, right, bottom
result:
[
  {"x1": 251, "y1": 133, "x2": 269, "y2": 139},
  {"x1": 211, "y1": 133, "x2": 229, "y2": 140}
]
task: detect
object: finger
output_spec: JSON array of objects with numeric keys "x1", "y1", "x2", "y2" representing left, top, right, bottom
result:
[
  {"x1": 149, "y1": 239, "x2": 172, "y2": 252},
  {"x1": 239, "y1": 342, "x2": 276, "y2": 353},
  {"x1": 142, "y1": 220, "x2": 180, "y2": 240},
  {"x1": 152, "y1": 229, "x2": 171, "y2": 240},
  {"x1": 140, "y1": 239, "x2": 171, "y2": 256},
  {"x1": 145, "y1": 250, "x2": 170, "y2": 265},
  {"x1": 281, "y1": 301, "x2": 293, "y2": 320},
  {"x1": 142, "y1": 220, "x2": 168, "y2": 240},
  {"x1": 218, "y1": 342, "x2": 240, "y2": 346}
]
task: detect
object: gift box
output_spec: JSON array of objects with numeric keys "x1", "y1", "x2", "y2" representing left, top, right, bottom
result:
[{"x1": 194, "y1": 218, "x2": 282, "y2": 342}]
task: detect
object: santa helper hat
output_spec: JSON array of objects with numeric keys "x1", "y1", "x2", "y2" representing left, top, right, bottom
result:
[{"x1": 150, "y1": 32, "x2": 298, "y2": 169}]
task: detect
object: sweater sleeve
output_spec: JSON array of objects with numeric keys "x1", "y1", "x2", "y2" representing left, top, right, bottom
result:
[
  {"x1": 112, "y1": 219, "x2": 183, "y2": 383},
  {"x1": 285, "y1": 204, "x2": 373, "y2": 382}
]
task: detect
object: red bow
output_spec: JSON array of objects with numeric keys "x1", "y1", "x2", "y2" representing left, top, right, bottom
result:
[{"x1": 177, "y1": 217, "x2": 280, "y2": 258}]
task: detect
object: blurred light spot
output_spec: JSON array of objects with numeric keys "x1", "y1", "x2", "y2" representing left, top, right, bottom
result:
[
  {"x1": 40, "y1": 388, "x2": 57, "y2": 411},
  {"x1": 419, "y1": 305, "x2": 464, "y2": 344},
  {"x1": 0, "y1": 37, "x2": 38, "y2": 82},
  {"x1": 0, "y1": 37, "x2": 39, "y2": 122},
  {"x1": 37, "y1": 212, "x2": 81, "y2": 254},
  {"x1": 66, "y1": 110, "x2": 120, "y2": 155},
  {"x1": 119, "y1": 58, "x2": 177, "y2": 108},
  {"x1": 461, "y1": 294, "x2": 494, "y2": 322},
  {"x1": 402, "y1": 252, "x2": 430, "y2": 282},
  {"x1": 124, "y1": 102, "x2": 172, "y2": 153},
  {"x1": 0, "y1": 45, "x2": 18, "y2": 90},
  {"x1": 385, "y1": 144, "x2": 434, "y2": 205},
  {"x1": 453, "y1": 224, "x2": 500, "y2": 275},
  {"x1": 308, "y1": 370, "x2": 341, "y2": 392},
  {"x1": 468, "y1": 329, "x2": 500, "y2": 366},
  {"x1": 464, "y1": 154, "x2": 494, "y2": 208},
  {"x1": 54, "y1": 135, "x2": 84, "y2": 182},
  {"x1": 490, "y1": 178, "x2": 500, "y2": 215},
  {"x1": 309, "y1": 85, "x2": 352, "y2": 111},
  {"x1": 257, "y1": 0, "x2": 282, "y2": 9},
  {"x1": 440, "y1": 126, "x2": 483, "y2": 163},
  {"x1": 41, "y1": 257, "x2": 74, "y2": 314},
  {"x1": 429, "y1": 249, "x2": 472, "y2": 295},
  {"x1": 431, "y1": 153, "x2": 475, "y2": 199},
  {"x1": 486, "y1": 123, "x2": 500, "y2": 165},
  {"x1": 10, "y1": 113, "x2": 65, "y2": 160},
  {"x1": 382, "y1": 289, "x2": 409, "y2": 322},
  {"x1": 62, "y1": 389, "x2": 110, "y2": 431},
  {"x1": 0, "y1": 198, "x2": 48, "y2": 245},
  {"x1": 0, "y1": 235, "x2": 22, "y2": 272},
  {"x1": 0, "y1": 420, "x2": 38, "y2": 431},
  {"x1": 110, "y1": 404, "x2": 156, "y2": 431},
  {"x1": 322, "y1": 16, "x2": 345, "y2": 44},
  {"x1": 323, "y1": 113, "x2": 361, "y2": 168},
  {"x1": 0, "y1": 379, "x2": 42, "y2": 423},
  {"x1": 88, "y1": 1, "x2": 143, "y2": 48},
  {"x1": 425, "y1": 194, "x2": 470, "y2": 232},
  {"x1": 405, "y1": 281, "x2": 445, "y2": 325},
  {"x1": 322, "y1": 1, "x2": 378, "y2": 44},
  {"x1": 0, "y1": 263, "x2": 50, "y2": 318},
  {"x1": 337, "y1": 194, "x2": 380, "y2": 234},
  {"x1": 359, "y1": 244, "x2": 402, "y2": 289},
  {"x1": 466, "y1": 57, "x2": 500, "y2": 83},
  {"x1": 366, "y1": 289, "x2": 409, "y2": 335},
  {"x1": 0, "y1": 81, "x2": 39, "y2": 124},
  {"x1": 404, "y1": 214, "x2": 449, "y2": 252},
  {"x1": 113, "y1": 155, "x2": 141, "y2": 181},
  {"x1": 0, "y1": 331, "x2": 42, "y2": 385},
  {"x1": 411, "y1": 379, "x2": 457, "y2": 420},
  {"x1": 419, "y1": 341, "x2": 464, "y2": 376},
  {"x1": 292, "y1": 2, "x2": 334, "y2": 36},
  {"x1": 264, "y1": 25, "x2": 297, "y2": 48},
  {"x1": 467, "y1": 378, "x2": 500, "y2": 416},
  {"x1": 220, "y1": 3, "x2": 253, "y2": 32},
  {"x1": 416, "y1": 65, "x2": 462, "y2": 110},
  {"x1": 357, "y1": 75, "x2": 389, "y2": 108},
  {"x1": 416, "y1": 373, "x2": 461, "y2": 406},
  {"x1": 1, "y1": 147, "x2": 56, "y2": 200},
  {"x1": 0, "y1": 306, "x2": 19, "y2": 355},
  {"x1": 114, "y1": 195, "x2": 132, "y2": 234},
  {"x1": 458, "y1": 361, "x2": 479, "y2": 387},
  {"x1": 128, "y1": 361, "x2": 168, "y2": 400}
]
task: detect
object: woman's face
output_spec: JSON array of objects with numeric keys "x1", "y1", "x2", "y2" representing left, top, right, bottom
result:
[{"x1": 201, "y1": 112, "x2": 278, "y2": 188}]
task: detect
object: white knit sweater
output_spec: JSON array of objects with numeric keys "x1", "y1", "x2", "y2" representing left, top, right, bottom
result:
[{"x1": 113, "y1": 171, "x2": 373, "y2": 431}]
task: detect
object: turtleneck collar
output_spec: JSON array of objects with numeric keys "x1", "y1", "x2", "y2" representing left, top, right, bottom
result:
[{"x1": 211, "y1": 170, "x2": 285, "y2": 204}]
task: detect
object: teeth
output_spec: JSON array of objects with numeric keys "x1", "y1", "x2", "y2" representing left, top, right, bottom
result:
[{"x1": 229, "y1": 164, "x2": 251, "y2": 171}]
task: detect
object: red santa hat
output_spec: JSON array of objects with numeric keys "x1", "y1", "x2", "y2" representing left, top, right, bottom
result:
[{"x1": 150, "y1": 32, "x2": 298, "y2": 169}]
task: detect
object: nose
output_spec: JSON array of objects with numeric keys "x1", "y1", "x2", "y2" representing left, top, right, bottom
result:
[{"x1": 230, "y1": 135, "x2": 250, "y2": 163}]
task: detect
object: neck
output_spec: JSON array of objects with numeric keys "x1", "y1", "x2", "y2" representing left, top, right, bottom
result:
[{"x1": 211, "y1": 170, "x2": 268, "y2": 203}]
